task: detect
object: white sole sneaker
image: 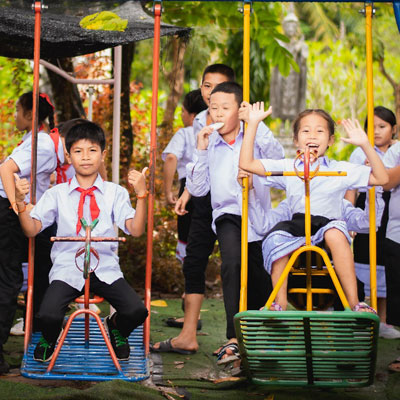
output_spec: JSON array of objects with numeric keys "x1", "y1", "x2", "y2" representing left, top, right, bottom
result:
[
  {"x1": 379, "y1": 323, "x2": 400, "y2": 339},
  {"x1": 10, "y1": 318, "x2": 25, "y2": 336}
]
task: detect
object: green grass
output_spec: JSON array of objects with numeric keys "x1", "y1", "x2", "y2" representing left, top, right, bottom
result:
[{"x1": 1, "y1": 299, "x2": 400, "y2": 400}]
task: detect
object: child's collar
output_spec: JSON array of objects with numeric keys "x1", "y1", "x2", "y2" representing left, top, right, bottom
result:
[{"x1": 68, "y1": 173, "x2": 104, "y2": 194}]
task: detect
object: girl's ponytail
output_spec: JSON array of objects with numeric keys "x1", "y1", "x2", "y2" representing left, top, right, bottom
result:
[
  {"x1": 39, "y1": 93, "x2": 55, "y2": 130},
  {"x1": 18, "y1": 91, "x2": 56, "y2": 130}
]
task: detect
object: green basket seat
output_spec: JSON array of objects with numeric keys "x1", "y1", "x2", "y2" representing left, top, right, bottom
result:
[{"x1": 234, "y1": 310, "x2": 379, "y2": 388}]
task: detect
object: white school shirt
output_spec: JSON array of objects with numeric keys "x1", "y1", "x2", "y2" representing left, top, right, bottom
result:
[
  {"x1": 248, "y1": 191, "x2": 384, "y2": 237},
  {"x1": 259, "y1": 156, "x2": 371, "y2": 220},
  {"x1": 383, "y1": 142, "x2": 400, "y2": 243},
  {"x1": 193, "y1": 109, "x2": 285, "y2": 160},
  {"x1": 30, "y1": 174, "x2": 135, "y2": 291},
  {"x1": 349, "y1": 146, "x2": 385, "y2": 193},
  {"x1": 162, "y1": 126, "x2": 195, "y2": 180},
  {"x1": 186, "y1": 122, "x2": 283, "y2": 242},
  {"x1": 0, "y1": 130, "x2": 57, "y2": 202}
]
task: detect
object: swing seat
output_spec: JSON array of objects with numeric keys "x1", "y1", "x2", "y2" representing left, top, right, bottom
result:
[
  {"x1": 234, "y1": 309, "x2": 379, "y2": 388},
  {"x1": 288, "y1": 251, "x2": 336, "y2": 311},
  {"x1": 21, "y1": 318, "x2": 149, "y2": 382}
]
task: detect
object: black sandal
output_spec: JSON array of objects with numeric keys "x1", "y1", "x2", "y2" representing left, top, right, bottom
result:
[{"x1": 165, "y1": 317, "x2": 202, "y2": 330}]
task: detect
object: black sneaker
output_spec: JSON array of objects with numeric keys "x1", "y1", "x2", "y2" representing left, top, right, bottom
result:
[
  {"x1": 0, "y1": 351, "x2": 9, "y2": 374},
  {"x1": 104, "y1": 315, "x2": 130, "y2": 360},
  {"x1": 33, "y1": 336, "x2": 55, "y2": 362}
]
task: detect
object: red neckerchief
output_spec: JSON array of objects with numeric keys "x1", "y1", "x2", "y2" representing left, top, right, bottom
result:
[
  {"x1": 75, "y1": 186, "x2": 100, "y2": 234},
  {"x1": 49, "y1": 128, "x2": 70, "y2": 183}
]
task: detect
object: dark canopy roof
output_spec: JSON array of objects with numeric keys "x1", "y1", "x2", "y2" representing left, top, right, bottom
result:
[{"x1": 0, "y1": 1, "x2": 190, "y2": 59}]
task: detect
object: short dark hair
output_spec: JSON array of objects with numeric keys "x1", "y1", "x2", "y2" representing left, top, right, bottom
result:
[
  {"x1": 65, "y1": 121, "x2": 106, "y2": 153},
  {"x1": 202, "y1": 64, "x2": 235, "y2": 83},
  {"x1": 293, "y1": 109, "x2": 336, "y2": 140},
  {"x1": 210, "y1": 82, "x2": 243, "y2": 106},
  {"x1": 364, "y1": 106, "x2": 397, "y2": 131},
  {"x1": 58, "y1": 118, "x2": 87, "y2": 138},
  {"x1": 183, "y1": 89, "x2": 207, "y2": 115}
]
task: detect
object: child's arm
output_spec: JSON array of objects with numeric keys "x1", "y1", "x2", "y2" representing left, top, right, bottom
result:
[
  {"x1": 382, "y1": 165, "x2": 400, "y2": 191},
  {"x1": 184, "y1": 126, "x2": 214, "y2": 198},
  {"x1": 14, "y1": 174, "x2": 42, "y2": 237},
  {"x1": 239, "y1": 101, "x2": 284, "y2": 160},
  {"x1": 163, "y1": 153, "x2": 178, "y2": 204},
  {"x1": 0, "y1": 159, "x2": 21, "y2": 213},
  {"x1": 342, "y1": 189, "x2": 384, "y2": 233},
  {"x1": 239, "y1": 102, "x2": 273, "y2": 176},
  {"x1": 125, "y1": 168, "x2": 147, "y2": 237},
  {"x1": 341, "y1": 119, "x2": 389, "y2": 186},
  {"x1": 174, "y1": 188, "x2": 191, "y2": 216}
]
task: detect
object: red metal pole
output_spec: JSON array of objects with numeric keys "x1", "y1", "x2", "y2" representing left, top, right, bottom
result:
[
  {"x1": 24, "y1": 0, "x2": 42, "y2": 354},
  {"x1": 144, "y1": 2, "x2": 162, "y2": 355}
]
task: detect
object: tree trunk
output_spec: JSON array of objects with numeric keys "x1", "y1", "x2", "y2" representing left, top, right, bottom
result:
[
  {"x1": 379, "y1": 56, "x2": 400, "y2": 137},
  {"x1": 395, "y1": 83, "x2": 400, "y2": 138},
  {"x1": 119, "y1": 43, "x2": 136, "y2": 179},
  {"x1": 45, "y1": 58, "x2": 85, "y2": 122},
  {"x1": 161, "y1": 36, "x2": 187, "y2": 138}
]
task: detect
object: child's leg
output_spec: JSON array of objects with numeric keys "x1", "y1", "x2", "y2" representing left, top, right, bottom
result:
[
  {"x1": 37, "y1": 280, "x2": 80, "y2": 343},
  {"x1": 247, "y1": 241, "x2": 271, "y2": 310},
  {"x1": 0, "y1": 198, "x2": 26, "y2": 364},
  {"x1": 324, "y1": 228, "x2": 359, "y2": 309},
  {"x1": 384, "y1": 238, "x2": 400, "y2": 327},
  {"x1": 215, "y1": 215, "x2": 242, "y2": 340},
  {"x1": 91, "y1": 275, "x2": 148, "y2": 338},
  {"x1": 270, "y1": 255, "x2": 290, "y2": 310}
]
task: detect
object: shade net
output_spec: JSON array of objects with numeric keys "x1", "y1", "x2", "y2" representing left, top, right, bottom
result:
[{"x1": 0, "y1": 0, "x2": 190, "y2": 59}]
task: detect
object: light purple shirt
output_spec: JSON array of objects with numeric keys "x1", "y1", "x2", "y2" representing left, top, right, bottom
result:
[
  {"x1": 0, "y1": 130, "x2": 57, "y2": 202},
  {"x1": 383, "y1": 142, "x2": 400, "y2": 243},
  {"x1": 162, "y1": 126, "x2": 195, "y2": 180},
  {"x1": 259, "y1": 156, "x2": 371, "y2": 220},
  {"x1": 248, "y1": 192, "x2": 384, "y2": 236},
  {"x1": 30, "y1": 174, "x2": 135, "y2": 290},
  {"x1": 186, "y1": 121, "x2": 284, "y2": 241}
]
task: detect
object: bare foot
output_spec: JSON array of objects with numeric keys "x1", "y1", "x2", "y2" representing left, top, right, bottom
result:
[{"x1": 152, "y1": 336, "x2": 198, "y2": 353}]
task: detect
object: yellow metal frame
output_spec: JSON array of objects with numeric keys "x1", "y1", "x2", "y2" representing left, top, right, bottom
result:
[
  {"x1": 239, "y1": 2, "x2": 251, "y2": 313},
  {"x1": 239, "y1": 2, "x2": 377, "y2": 313},
  {"x1": 264, "y1": 150, "x2": 351, "y2": 311},
  {"x1": 365, "y1": 3, "x2": 377, "y2": 311}
]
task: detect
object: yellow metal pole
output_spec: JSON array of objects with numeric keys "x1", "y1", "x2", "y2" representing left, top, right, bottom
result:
[
  {"x1": 365, "y1": 3, "x2": 377, "y2": 311},
  {"x1": 239, "y1": 2, "x2": 251, "y2": 313},
  {"x1": 305, "y1": 179, "x2": 312, "y2": 310}
]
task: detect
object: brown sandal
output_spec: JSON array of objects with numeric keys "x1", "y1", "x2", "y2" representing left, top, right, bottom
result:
[{"x1": 388, "y1": 357, "x2": 400, "y2": 372}]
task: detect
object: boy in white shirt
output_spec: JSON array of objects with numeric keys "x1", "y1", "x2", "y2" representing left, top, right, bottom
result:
[
  {"x1": 162, "y1": 89, "x2": 207, "y2": 262},
  {"x1": 14, "y1": 121, "x2": 148, "y2": 362}
]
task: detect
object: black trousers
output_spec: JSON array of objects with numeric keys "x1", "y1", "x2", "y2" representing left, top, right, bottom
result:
[
  {"x1": 384, "y1": 238, "x2": 400, "y2": 326},
  {"x1": 37, "y1": 274, "x2": 148, "y2": 343},
  {"x1": 177, "y1": 178, "x2": 193, "y2": 244},
  {"x1": 25, "y1": 223, "x2": 56, "y2": 332},
  {"x1": 183, "y1": 193, "x2": 217, "y2": 294},
  {"x1": 0, "y1": 197, "x2": 25, "y2": 348},
  {"x1": 216, "y1": 214, "x2": 271, "y2": 339}
]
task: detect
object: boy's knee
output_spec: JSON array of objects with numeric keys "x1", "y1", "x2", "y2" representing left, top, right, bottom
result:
[
  {"x1": 126, "y1": 303, "x2": 148, "y2": 325},
  {"x1": 324, "y1": 228, "x2": 346, "y2": 243},
  {"x1": 37, "y1": 309, "x2": 63, "y2": 327}
]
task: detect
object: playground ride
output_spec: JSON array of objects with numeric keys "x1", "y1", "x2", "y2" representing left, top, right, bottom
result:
[
  {"x1": 21, "y1": 218, "x2": 149, "y2": 381},
  {"x1": 14, "y1": 0, "x2": 400, "y2": 385},
  {"x1": 234, "y1": 0, "x2": 400, "y2": 388},
  {"x1": 235, "y1": 148, "x2": 379, "y2": 387}
]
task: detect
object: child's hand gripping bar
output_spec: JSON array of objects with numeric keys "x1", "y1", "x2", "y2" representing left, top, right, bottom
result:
[{"x1": 51, "y1": 218, "x2": 126, "y2": 279}]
